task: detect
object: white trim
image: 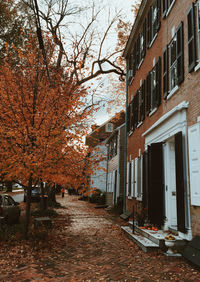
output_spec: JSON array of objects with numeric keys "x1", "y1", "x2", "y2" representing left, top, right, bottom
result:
[
  {"x1": 167, "y1": 85, "x2": 179, "y2": 100},
  {"x1": 148, "y1": 33, "x2": 158, "y2": 49},
  {"x1": 194, "y1": 61, "x2": 200, "y2": 72},
  {"x1": 137, "y1": 121, "x2": 143, "y2": 128},
  {"x1": 142, "y1": 101, "x2": 189, "y2": 138},
  {"x1": 166, "y1": 0, "x2": 176, "y2": 17},
  {"x1": 138, "y1": 58, "x2": 144, "y2": 70},
  {"x1": 148, "y1": 107, "x2": 157, "y2": 117}
]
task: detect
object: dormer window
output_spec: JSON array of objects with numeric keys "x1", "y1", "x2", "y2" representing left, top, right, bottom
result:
[{"x1": 105, "y1": 123, "x2": 113, "y2": 132}]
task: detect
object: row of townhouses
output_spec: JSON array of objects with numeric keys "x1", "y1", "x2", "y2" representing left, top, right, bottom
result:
[{"x1": 86, "y1": 0, "x2": 200, "y2": 257}]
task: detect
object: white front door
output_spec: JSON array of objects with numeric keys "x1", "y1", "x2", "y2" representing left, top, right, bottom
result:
[{"x1": 164, "y1": 139, "x2": 177, "y2": 229}]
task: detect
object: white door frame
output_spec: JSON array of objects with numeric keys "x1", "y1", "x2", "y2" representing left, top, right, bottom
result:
[{"x1": 142, "y1": 101, "x2": 192, "y2": 240}]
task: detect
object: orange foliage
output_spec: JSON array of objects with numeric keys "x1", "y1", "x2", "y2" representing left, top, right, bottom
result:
[{"x1": 0, "y1": 34, "x2": 93, "y2": 189}]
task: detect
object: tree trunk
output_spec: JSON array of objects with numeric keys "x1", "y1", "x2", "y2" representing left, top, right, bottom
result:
[
  {"x1": 24, "y1": 176, "x2": 32, "y2": 239},
  {"x1": 47, "y1": 183, "x2": 56, "y2": 203},
  {"x1": 5, "y1": 181, "x2": 12, "y2": 192},
  {"x1": 40, "y1": 181, "x2": 47, "y2": 210}
]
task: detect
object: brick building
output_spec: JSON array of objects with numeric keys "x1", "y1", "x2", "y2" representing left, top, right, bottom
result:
[{"x1": 123, "y1": 0, "x2": 200, "y2": 240}]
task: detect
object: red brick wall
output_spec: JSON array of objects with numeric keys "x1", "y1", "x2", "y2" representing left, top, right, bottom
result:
[{"x1": 126, "y1": 0, "x2": 200, "y2": 235}]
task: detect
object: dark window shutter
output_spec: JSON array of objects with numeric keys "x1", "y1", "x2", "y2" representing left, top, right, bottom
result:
[
  {"x1": 127, "y1": 104, "x2": 130, "y2": 133},
  {"x1": 187, "y1": 3, "x2": 196, "y2": 73},
  {"x1": 133, "y1": 44, "x2": 137, "y2": 77},
  {"x1": 162, "y1": 0, "x2": 167, "y2": 17},
  {"x1": 142, "y1": 151, "x2": 148, "y2": 209},
  {"x1": 177, "y1": 21, "x2": 184, "y2": 85},
  {"x1": 175, "y1": 132, "x2": 186, "y2": 233},
  {"x1": 140, "y1": 80, "x2": 146, "y2": 121},
  {"x1": 147, "y1": 143, "x2": 164, "y2": 227},
  {"x1": 142, "y1": 19, "x2": 146, "y2": 58},
  {"x1": 147, "y1": 7, "x2": 152, "y2": 47},
  {"x1": 163, "y1": 46, "x2": 169, "y2": 99},
  {"x1": 131, "y1": 99, "x2": 135, "y2": 131},
  {"x1": 136, "y1": 36, "x2": 140, "y2": 68},
  {"x1": 156, "y1": 0, "x2": 161, "y2": 32},
  {"x1": 155, "y1": 57, "x2": 161, "y2": 107},
  {"x1": 130, "y1": 100, "x2": 134, "y2": 131},
  {"x1": 134, "y1": 92, "x2": 139, "y2": 128},
  {"x1": 146, "y1": 72, "x2": 151, "y2": 114}
]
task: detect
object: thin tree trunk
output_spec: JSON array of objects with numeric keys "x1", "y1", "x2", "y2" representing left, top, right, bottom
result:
[
  {"x1": 24, "y1": 176, "x2": 32, "y2": 239},
  {"x1": 5, "y1": 181, "x2": 12, "y2": 192}
]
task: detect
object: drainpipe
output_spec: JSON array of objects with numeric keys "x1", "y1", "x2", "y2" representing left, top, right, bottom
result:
[{"x1": 123, "y1": 61, "x2": 128, "y2": 213}]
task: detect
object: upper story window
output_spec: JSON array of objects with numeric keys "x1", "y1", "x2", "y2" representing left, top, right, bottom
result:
[
  {"x1": 146, "y1": 57, "x2": 161, "y2": 115},
  {"x1": 147, "y1": 0, "x2": 161, "y2": 47},
  {"x1": 163, "y1": 22, "x2": 184, "y2": 98},
  {"x1": 187, "y1": 1, "x2": 200, "y2": 72},
  {"x1": 108, "y1": 135, "x2": 117, "y2": 160},
  {"x1": 162, "y1": 0, "x2": 175, "y2": 17}
]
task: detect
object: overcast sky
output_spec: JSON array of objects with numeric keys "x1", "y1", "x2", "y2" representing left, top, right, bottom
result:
[{"x1": 90, "y1": 0, "x2": 136, "y2": 126}]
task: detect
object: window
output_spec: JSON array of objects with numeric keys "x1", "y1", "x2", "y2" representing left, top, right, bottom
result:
[
  {"x1": 187, "y1": 2, "x2": 200, "y2": 72},
  {"x1": 162, "y1": 0, "x2": 175, "y2": 17},
  {"x1": 139, "y1": 81, "x2": 145, "y2": 123},
  {"x1": 137, "y1": 20, "x2": 146, "y2": 68},
  {"x1": 146, "y1": 57, "x2": 161, "y2": 114},
  {"x1": 163, "y1": 22, "x2": 184, "y2": 96},
  {"x1": 105, "y1": 123, "x2": 113, "y2": 132},
  {"x1": 147, "y1": 0, "x2": 161, "y2": 47},
  {"x1": 108, "y1": 135, "x2": 117, "y2": 160}
]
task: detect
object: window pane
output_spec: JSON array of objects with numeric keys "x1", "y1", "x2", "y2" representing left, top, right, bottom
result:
[{"x1": 170, "y1": 38, "x2": 177, "y2": 65}]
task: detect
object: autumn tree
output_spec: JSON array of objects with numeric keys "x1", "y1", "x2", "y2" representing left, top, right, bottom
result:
[{"x1": 0, "y1": 34, "x2": 94, "y2": 237}]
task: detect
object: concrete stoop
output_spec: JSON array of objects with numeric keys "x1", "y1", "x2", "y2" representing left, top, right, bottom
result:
[{"x1": 121, "y1": 221, "x2": 185, "y2": 254}]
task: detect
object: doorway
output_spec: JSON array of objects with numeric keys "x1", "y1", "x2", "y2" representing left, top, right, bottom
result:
[{"x1": 164, "y1": 138, "x2": 177, "y2": 229}]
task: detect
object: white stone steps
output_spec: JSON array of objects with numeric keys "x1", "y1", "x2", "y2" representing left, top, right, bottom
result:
[{"x1": 121, "y1": 226, "x2": 159, "y2": 253}]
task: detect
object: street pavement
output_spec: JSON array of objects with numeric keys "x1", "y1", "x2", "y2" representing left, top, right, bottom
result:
[{"x1": 0, "y1": 194, "x2": 200, "y2": 281}]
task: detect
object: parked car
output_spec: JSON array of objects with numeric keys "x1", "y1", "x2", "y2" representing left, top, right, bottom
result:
[
  {"x1": 24, "y1": 186, "x2": 41, "y2": 202},
  {"x1": 0, "y1": 194, "x2": 21, "y2": 224}
]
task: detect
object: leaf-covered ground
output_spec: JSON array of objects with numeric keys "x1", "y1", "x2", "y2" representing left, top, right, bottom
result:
[{"x1": 0, "y1": 194, "x2": 200, "y2": 281}]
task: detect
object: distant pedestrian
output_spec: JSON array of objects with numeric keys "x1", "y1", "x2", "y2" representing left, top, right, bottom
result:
[{"x1": 61, "y1": 188, "x2": 65, "y2": 198}]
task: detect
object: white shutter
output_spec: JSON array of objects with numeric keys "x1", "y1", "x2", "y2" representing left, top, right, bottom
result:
[
  {"x1": 112, "y1": 170, "x2": 115, "y2": 193},
  {"x1": 126, "y1": 161, "x2": 130, "y2": 196},
  {"x1": 137, "y1": 156, "x2": 143, "y2": 201},
  {"x1": 134, "y1": 158, "x2": 138, "y2": 197},
  {"x1": 131, "y1": 159, "x2": 135, "y2": 197},
  {"x1": 188, "y1": 123, "x2": 200, "y2": 206}
]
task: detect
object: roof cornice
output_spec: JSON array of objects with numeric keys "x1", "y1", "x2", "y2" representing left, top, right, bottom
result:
[{"x1": 123, "y1": 0, "x2": 148, "y2": 58}]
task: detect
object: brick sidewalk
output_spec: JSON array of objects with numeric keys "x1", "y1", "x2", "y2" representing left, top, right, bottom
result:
[{"x1": 1, "y1": 194, "x2": 200, "y2": 281}]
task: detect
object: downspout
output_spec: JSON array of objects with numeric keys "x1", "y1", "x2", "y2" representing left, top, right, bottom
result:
[{"x1": 123, "y1": 61, "x2": 128, "y2": 213}]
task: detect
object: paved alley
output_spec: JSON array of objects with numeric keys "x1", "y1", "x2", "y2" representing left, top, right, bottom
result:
[{"x1": 0, "y1": 194, "x2": 200, "y2": 281}]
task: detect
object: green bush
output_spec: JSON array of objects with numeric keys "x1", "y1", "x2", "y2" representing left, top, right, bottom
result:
[{"x1": 89, "y1": 190, "x2": 106, "y2": 204}]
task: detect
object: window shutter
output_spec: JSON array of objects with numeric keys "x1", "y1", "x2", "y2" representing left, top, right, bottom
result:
[
  {"x1": 163, "y1": 46, "x2": 169, "y2": 99},
  {"x1": 147, "y1": 7, "x2": 152, "y2": 47},
  {"x1": 162, "y1": 0, "x2": 167, "y2": 18},
  {"x1": 131, "y1": 159, "x2": 135, "y2": 197},
  {"x1": 133, "y1": 43, "x2": 137, "y2": 77},
  {"x1": 142, "y1": 19, "x2": 146, "y2": 58},
  {"x1": 188, "y1": 123, "x2": 200, "y2": 206},
  {"x1": 134, "y1": 91, "x2": 139, "y2": 128},
  {"x1": 126, "y1": 161, "x2": 129, "y2": 196},
  {"x1": 137, "y1": 156, "x2": 143, "y2": 200},
  {"x1": 187, "y1": 4, "x2": 196, "y2": 73},
  {"x1": 147, "y1": 143, "x2": 164, "y2": 227},
  {"x1": 127, "y1": 104, "x2": 130, "y2": 133},
  {"x1": 134, "y1": 158, "x2": 138, "y2": 197},
  {"x1": 131, "y1": 99, "x2": 135, "y2": 131},
  {"x1": 177, "y1": 22, "x2": 184, "y2": 85},
  {"x1": 155, "y1": 57, "x2": 161, "y2": 107},
  {"x1": 175, "y1": 132, "x2": 186, "y2": 233},
  {"x1": 146, "y1": 72, "x2": 151, "y2": 114},
  {"x1": 156, "y1": 0, "x2": 161, "y2": 32},
  {"x1": 128, "y1": 161, "x2": 132, "y2": 196},
  {"x1": 136, "y1": 36, "x2": 140, "y2": 68},
  {"x1": 140, "y1": 80, "x2": 145, "y2": 121},
  {"x1": 142, "y1": 152, "x2": 148, "y2": 208}
]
